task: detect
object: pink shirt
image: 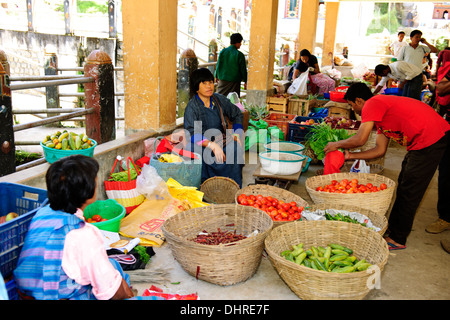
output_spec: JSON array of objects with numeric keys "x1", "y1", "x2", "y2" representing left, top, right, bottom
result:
[{"x1": 61, "y1": 209, "x2": 122, "y2": 300}]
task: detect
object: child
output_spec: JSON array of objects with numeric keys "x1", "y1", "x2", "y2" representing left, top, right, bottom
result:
[
  {"x1": 389, "y1": 31, "x2": 408, "y2": 61},
  {"x1": 13, "y1": 155, "x2": 156, "y2": 300}
]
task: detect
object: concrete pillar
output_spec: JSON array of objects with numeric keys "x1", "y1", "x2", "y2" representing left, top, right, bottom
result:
[
  {"x1": 297, "y1": 0, "x2": 319, "y2": 60},
  {"x1": 84, "y1": 50, "x2": 116, "y2": 144},
  {"x1": 122, "y1": 0, "x2": 177, "y2": 134},
  {"x1": 246, "y1": 0, "x2": 279, "y2": 107},
  {"x1": 322, "y1": 2, "x2": 340, "y2": 67}
]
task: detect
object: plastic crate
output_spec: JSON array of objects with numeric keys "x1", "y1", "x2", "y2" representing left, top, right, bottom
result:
[
  {"x1": 264, "y1": 112, "x2": 296, "y2": 140},
  {"x1": 6, "y1": 278, "x2": 19, "y2": 300},
  {"x1": 287, "y1": 116, "x2": 323, "y2": 143},
  {"x1": 0, "y1": 183, "x2": 48, "y2": 279}
]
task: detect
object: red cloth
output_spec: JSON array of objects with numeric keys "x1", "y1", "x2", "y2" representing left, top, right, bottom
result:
[
  {"x1": 155, "y1": 137, "x2": 198, "y2": 159},
  {"x1": 362, "y1": 95, "x2": 450, "y2": 151},
  {"x1": 323, "y1": 150, "x2": 345, "y2": 175},
  {"x1": 436, "y1": 50, "x2": 450, "y2": 106}
]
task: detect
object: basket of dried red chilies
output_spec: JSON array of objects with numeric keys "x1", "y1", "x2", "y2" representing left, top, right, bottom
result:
[{"x1": 161, "y1": 204, "x2": 273, "y2": 286}]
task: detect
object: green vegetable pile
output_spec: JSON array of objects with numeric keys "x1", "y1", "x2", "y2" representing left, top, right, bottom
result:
[
  {"x1": 305, "y1": 122, "x2": 354, "y2": 160},
  {"x1": 134, "y1": 245, "x2": 151, "y2": 264},
  {"x1": 325, "y1": 211, "x2": 367, "y2": 227},
  {"x1": 281, "y1": 243, "x2": 373, "y2": 273},
  {"x1": 108, "y1": 163, "x2": 139, "y2": 182}
]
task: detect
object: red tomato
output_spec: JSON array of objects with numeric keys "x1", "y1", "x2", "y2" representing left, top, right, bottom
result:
[
  {"x1": 92, "y1": 214, "x2": 102, "y2": 222},
  {"x1": 380, "y1": 183, "x2": 387, "y2": 190},
  {"x1": 255, "y1": 200, "x2": 262, "y2": 206},
  {"x1": 256, "y1": 194, "x2": 264, "y2": 201},
  {"x1": 289, "y1": 201, "x2": 297, "y2": 207},
  {"x1": 266, "y1": 196, "x2": 273, "y2": 202},
  {"x1": 247, "y1": 199, "x2": 255, "y2": 206},
  {"x1": 241, "y1": 199, "x2": 248, "y2": 206},
  {"x1": 249, "y1": 195, "x2": 256, "y2": 201},
  {"x1": 366, "y1": 183, "x2": 373, "y2": 189}
]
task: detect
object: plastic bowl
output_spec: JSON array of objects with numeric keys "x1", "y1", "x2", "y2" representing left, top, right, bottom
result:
[
  {"x1": 329, "y1": 91, "x2": 347, "y2": 103},
  {"x1": 259, "y1": 151, "x2": 306, "y2": 175},
  {"x1": 83, "y1": 199, "x2": 126, "y2": 232},
  {"x1": 41, "y1": 139, "x2": 97, "y2": 163},
  {"x1": 264, "y1": 141, "x2": 305, "y2": 155}
]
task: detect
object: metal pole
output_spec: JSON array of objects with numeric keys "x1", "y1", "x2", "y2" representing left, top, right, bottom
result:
[
  {"x1": 13, "y1": 108, "x2": 95, "y2": 132},
  {"x1": 10, "y1": 77, "x2": 93, "y2": 91}
]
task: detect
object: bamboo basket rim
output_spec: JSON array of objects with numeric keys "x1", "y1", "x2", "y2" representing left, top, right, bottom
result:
[
  {"x1": 265, "y1": 220, "x2": 389, "y2": 279},
  {"x1": 200, "y1": 176, "x2": 241, "y2": 204},
  {"x1": 235, "y1": 184, "x2": 310, "y2": 207},
  {"x1": 162, "y1": 204, "x2": 274, "y2": 250},
  {"x1": 305, "y1": 172, "x2": 396, "y2": 194},
  {"x1": 303, "y1": 203, "x2": 388, "y2": 235}
]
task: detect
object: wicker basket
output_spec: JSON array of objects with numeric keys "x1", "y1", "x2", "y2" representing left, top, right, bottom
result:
[
  {"x1": 315, "y1": 163, "x2": 384, "y2": 176},
  {"x1": 305, "y1": 173, "x2": 396, "y2": 216},
  {"x1": 161, "y1": 204, "x2": 273, "y2": 286},
  {"x1": 303, "y1": 203, "x2": 388, "y2": 235},
  {"x1": 235, "y1": 184, "x2": 309, "y2": 227},
  {"x1": 347, "y1": 129, "x2": 388, "y2": 166},
  {"x1": 264, "y1": 220, "x2": 389, "y2": 300},
  {"x1": 200, "y1": 176, "x2": 240, "y2": 204}
]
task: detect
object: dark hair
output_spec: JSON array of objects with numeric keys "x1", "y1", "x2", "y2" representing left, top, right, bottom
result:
[
  {"x1": 46, "y1": 155, "x2": 99, "y2": 214},
  {"x1": 374, "y1": 64, "x2": 389, "y2": 76},
  {"x1": 296, "y1": 60, "x2": 309, "y2": 73},
  {"x1": 343, "y1": 82, "x2": 374, "y2": 103},
  {"x1": 230, "y1": 33, "x2": 243, "y2": 45},
  {"x1": 189, "y1": 67, "x2": 214, "y2": 96},
  {"x1": 410, "y1": 29, "x2": 422, "y2": 38},
  {"x1": 300, "y1": 49, "x2": 312, "y2": 58},
  {"x1": 398, "y1": 31, "x2": 405, "y2": 36}
]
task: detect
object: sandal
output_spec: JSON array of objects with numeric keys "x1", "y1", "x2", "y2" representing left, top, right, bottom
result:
[{"x1": 386, "y1": 241, "x2": 407, "y2": 250}]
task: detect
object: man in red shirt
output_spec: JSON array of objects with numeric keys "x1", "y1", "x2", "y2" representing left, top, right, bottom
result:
[{"x1": 324, "y1": 82, "x2": 450, "y2": 250}]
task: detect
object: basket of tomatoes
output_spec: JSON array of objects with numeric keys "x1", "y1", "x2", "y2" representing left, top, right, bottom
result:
[
  {"x1": 305, "y1": 173, "x2": 396, "y2": 216},
  {"x1": 235, "y1": 184, "x2": 309, "y2": 227}
]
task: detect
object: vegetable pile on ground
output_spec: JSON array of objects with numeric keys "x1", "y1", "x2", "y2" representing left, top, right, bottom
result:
[
  {"x1": 315, "y1": 178, "x2": 387, "y2": 194},
  {"x1": 281, "y1": 243, "x2": 373, "y2": 273},
  {"x1": 237, "y1": 194, "x2": 303, "y2": 222},
  {"x1": 191, "y1": 228, "x2": 247, "y2": 245},
  {"x1": 305, "y1": 122, "x2": 353, "y2": 160},
  {"x1": 42, "y1": 130, "x2": 94, "y2": 150}
]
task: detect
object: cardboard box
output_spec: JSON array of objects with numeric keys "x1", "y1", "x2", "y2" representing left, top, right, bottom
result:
[{"x1": 324, "y1": 101, "x2": 352, "y2": 118}]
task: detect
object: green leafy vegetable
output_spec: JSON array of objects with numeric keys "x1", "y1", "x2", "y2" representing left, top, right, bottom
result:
[
  {"x1": 134, "y1": 245, "x2": 151, "y2": 264},
  {"x1": 305, "y1": 122, "x2": 354, "y2": 160}
]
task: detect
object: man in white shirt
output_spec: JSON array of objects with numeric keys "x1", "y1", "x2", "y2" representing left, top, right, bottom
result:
[
  {"x1": 396, "y1": 29, "x2": 438, "y2": 70},
  {"x1": 373, "y1": 60, "x2": 423, "y2": 100},
  {"x1": 389, "y1": 31, "x2": 408, "y2": 60}
]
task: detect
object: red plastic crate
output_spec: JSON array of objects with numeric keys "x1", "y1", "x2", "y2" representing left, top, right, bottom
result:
[{"x1": 264, "y1": 113, "x2": 296, "y2": 140}]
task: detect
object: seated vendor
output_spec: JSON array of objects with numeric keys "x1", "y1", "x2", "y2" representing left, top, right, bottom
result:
[
  {"x1": 294, "y1": 49, "x2": 336, "y2": 95},
  {"x1": 183, "y1": 68, "x2": 245, "y2": 187},
  {"x1": 13, "y1": 155, "x2": 157, "y2": 300}
]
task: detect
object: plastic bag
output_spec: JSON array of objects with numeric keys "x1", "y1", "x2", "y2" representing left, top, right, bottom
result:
[
  {"x1": 136, "y1": 164, "x2": 172, "y2": 200},
  {"x1": 166, "y1": 178, "x2": 209, "y2": 208},
  {"x1": 287, "y1": 71, "x2": 308, "y2": 96},
  {"x1": 350, "y1": 159, "x2": 370, "y2": 173},
  {"x1": 227, "y1": 92, "x2": 245, "y2": 111}
]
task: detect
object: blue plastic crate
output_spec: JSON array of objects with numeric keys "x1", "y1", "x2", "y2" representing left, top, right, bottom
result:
[
  {"x1": 0, "y1": 183, "x2": 48, "y2": 279},
  {"x1": 287, "y1": 116, "x2": 323, "y2": 143},
  {"x1": 5, "y1": 278, "x2": 19, "y2": 300}
]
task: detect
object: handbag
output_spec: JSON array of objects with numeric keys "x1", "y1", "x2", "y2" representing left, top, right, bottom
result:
[{"x1": 104, "y1": 156, "x2": 145, "y2": 214}]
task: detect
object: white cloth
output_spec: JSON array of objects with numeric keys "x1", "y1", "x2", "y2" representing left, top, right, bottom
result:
[
  {"x1": 376, "y1": 61, "x2": 423, "y2": 88},
  {"x1": 390, "y1": 40, "x2": 408, "y2": 57}
]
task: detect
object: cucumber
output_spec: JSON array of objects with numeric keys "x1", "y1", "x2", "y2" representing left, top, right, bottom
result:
[
  {"x1": 58, "y1": 132, "x2": 69, "y2": 142},
  {"x1": 281, "y1": 250, "x2": 291, "y2": 257},
  {"x1": 333, "y1": 266, "x2": 355, "y2": 273},
  {"x1": 310, "y1": 260, "x2": 319, "y2": 270},
  {"x1": 312, "y1": 258, "x2": 328, "y2": 272},
  {"x1": 291, "y1": 245, "x2": 304, "y2": 257},
  {"x1": 295, "y1": 252, "x2": 307, "y2": 265},
  {"x1": 329, "y1": 254, "x2": 348, "y2": 262},
  {"x1": 61, "y1": 138, "x2": 69, "y2": 150},
  {"x1": 331, "y1": 249, "x2": 349, "y2": 256},
  {"x1": 329, "y1": 243, "x2": 353, "y2": 254},
  {"x1": 303, "y1": 259, "x2": 311, "y2": 268},
  {"x1": 324, "y1": 246, "x2": 332, "y2": 260},
  {"x1": 333, "y1": 260, "x2": 353, "y2": 267},
  {"x1": 356, "y1": 263, "x2": 372, "y2": 271},
  {"x1": 75, "y1": 136, "x2": 82, "y2": 149},
  {"x1": 345, "y1": 256, "x2": 357, "y2": 263},
  {"x1": 68, "y1": 136, "x2": 76, "y2": 150},
  {"x1": 353, "y1": 259, "x2": 367, "y2": 269}
]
